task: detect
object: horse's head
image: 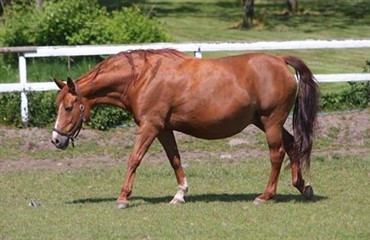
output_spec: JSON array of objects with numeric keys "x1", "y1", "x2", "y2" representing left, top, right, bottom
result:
[{"x1": 51, "y1": 77, "x2": 88, "y2": 149}]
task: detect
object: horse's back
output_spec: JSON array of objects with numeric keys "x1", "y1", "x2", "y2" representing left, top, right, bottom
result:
[{"x1": 180, "y1": 53, "x2": 297, "y2": 111}]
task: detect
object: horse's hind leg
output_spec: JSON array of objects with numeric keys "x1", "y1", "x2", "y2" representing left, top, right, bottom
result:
[
  {"x1": 157, "y1": 130, "x2": 188, "y2": 204},
  {"x1": 253, "y1": 122, "x2": 286, "y2": 204},
  {"x1": 283, "y1": 129, "x2": 313, "y2": 200}
]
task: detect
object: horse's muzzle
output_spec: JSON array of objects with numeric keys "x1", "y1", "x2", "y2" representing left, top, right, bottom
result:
[{"x1": 51, "y1": 131, "x2": 70, "y2": 150}]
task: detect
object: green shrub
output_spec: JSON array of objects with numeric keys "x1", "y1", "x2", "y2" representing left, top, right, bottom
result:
[
  {"x1": 0, "y1": 91, "x2": 57, "y2": 127},
  {"x1": 38, "y1": 0, "x2": 112, "y2": 46},
  {"x1": 0, "y1": 1, "x2": 41, "y2": 64},
  {"x1": 320, "y1": 82, "x2": 369, "y2": 111},
  {"x1": 0, "y1": 1, "x2": 39, "y2": 46},
  {"x1": 27, "y1": 91, "x2": 58, "y2": 127},
  {"x1": 320, "y1": 60, "x2": 370, "y2": 111},
  {"x1": 0, "y1": 92, "x2": 22, "y2": 127},
  {"x1": 0, "y1": 0, "x2": 169, "y2": 64},
  {"x1": 88, "y1": 105, "x2": 132, "y2": 130},
  {"x1": 106, "y1": 6, "x2": 169, "y2": 44}
]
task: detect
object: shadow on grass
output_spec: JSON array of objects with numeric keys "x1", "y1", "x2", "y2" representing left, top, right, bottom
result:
[{"x1": 67, "y1": 193, "x2": 327, "y2": 206}]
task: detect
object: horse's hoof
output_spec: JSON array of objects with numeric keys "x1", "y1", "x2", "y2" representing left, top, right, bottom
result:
[
  {"x1": 253, "y1": 197, "x2": 266, "y2": 205},
  {"x1": 116, "y1": 201, "x2": 129, "y2": 209},
  {"x1": 170, "y1": 197, "x2": 185, "y2": 205},
  {"x1": 303, "y1": 185, "x2": 314, "y2": 200}
]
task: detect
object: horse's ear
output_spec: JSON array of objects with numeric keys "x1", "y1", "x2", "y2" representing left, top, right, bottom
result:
[
  {"x1": 53, "y1": 78, "x2": 66, "y2": 90},
  {"x1": 66, "y1": 77, "x2": 76, "y2": 94}
]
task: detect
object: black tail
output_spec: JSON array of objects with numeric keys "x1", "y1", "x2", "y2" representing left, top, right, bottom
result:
[{"x1": 283, "y1": 56, "x2": 319, "y2": 172}]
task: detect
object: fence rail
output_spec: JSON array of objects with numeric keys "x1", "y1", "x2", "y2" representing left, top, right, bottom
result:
[{"x1": 1, "y1": 39, "x2": 370, "y2": 124}]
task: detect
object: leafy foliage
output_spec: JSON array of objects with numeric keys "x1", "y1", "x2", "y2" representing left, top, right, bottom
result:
[
  {"x1": 0, "y1": 91, "x2": 57, "y2": 127},
  {"x1": 320, "y1": 60, "x2": 370, "y2": 111},
  {"x1": 37, "y1": 0, "x2": 110, "y2": 46},
  {"x1": 0, "y1": 1, "x2": 40, "y2": 46},
  {"x1": 88, "y1": 105, "x2": 132, "y2": 130},
  {"x1": 320, "y1": 82, "x2": 369, "y2": 111},
  {"x1": 0, "y1": 0, "x2": 169, "y2": 64},
  {"x1": 0, "y1": 92, "x2": 22, "y2": 127},
  {"x1": 27, "y1": 91, "x2": 58, "y2": 127},
  {"x1": 106, "y1": 7, "x2": 169, "y2": 44}
]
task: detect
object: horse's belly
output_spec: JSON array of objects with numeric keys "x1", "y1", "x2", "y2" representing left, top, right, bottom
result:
[
  {"x1": 171, "y1": 107, "x2": 255, "y2": 140},
  {"x1": 177, "y1": 124, "x2": 250, "y2": 140}
]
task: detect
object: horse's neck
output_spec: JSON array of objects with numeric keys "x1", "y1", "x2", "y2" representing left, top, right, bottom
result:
[
  {"x1": 78, "y1": 52, "x2": 151, "y2": 110},
  {"x1": 78, "y1": 70, "x2": 133, "y2": 110}
]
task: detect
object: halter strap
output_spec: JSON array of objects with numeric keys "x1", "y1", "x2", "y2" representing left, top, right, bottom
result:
[{"x1": 53, "y1": 85, "x2": 86, "y2": 147}]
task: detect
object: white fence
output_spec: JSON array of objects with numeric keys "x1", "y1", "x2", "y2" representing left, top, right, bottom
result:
[{"x1": 1, "y1": 39, "x2": 370, "y2": 124}]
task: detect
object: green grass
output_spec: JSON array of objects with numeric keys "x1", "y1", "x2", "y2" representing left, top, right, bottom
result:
[
  {"x1": 1, "y1": 118, "x2": 370, "y2": 239},
  {"x1": 0, "y1": 57, "x2": 103, "y2": 84},
  {"x1": 142, "y1": 0, "x2": 370, "y2": 41},
  {"x1": 1, "y1": 154, "x2": 369, "y2": 239}
]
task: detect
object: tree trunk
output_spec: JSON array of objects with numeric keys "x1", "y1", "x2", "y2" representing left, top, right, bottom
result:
[
  {"x1": 241, "y1": 0, "x2": 254, "y2": 28},
  {"x1": 287, "y1": 0, "x2": 298, "y2": 14}
]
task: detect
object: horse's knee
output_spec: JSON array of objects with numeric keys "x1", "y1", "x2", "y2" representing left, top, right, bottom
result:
[{"x1": 127, "y1": 155, "x2": 141, "y2": 171}]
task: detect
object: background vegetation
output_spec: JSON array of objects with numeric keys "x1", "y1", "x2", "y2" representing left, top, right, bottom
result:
[
  {"x1": 0, "y1": 0, "x2": 168, "y2": 47},
  {"x1": 0, "y1": 0, "x2": 369, "y2": 128}
]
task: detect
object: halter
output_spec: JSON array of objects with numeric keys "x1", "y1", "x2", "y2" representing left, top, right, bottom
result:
[{"x1": 53, "y1": 85, "x2": 86, "y2": 147}]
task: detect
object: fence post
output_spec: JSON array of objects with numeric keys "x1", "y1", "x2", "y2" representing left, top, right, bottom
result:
[
  {"x1": 19, "y1": 53, "x2": 29, "y2": 125},
  {"x1": 194, "y1": 47, "x2": 202, "y2": 58}
]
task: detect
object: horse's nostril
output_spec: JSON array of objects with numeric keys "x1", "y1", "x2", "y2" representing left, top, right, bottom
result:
[{"x1": 52, "y1": 139, "x2": 60, "y2": 146}]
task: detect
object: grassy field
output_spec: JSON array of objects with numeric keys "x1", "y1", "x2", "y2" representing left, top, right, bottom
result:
[
  {"x1": 1, "y1": 155, "x2": 369, "y2": 239},
  {"x1": 1, "y1": 111, "x2": 370, "y2": 239},
  {"x1": 142, "y1": 0, "x2": 370, "y2": 42}
]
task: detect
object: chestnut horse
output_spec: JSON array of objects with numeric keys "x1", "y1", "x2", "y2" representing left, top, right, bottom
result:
[{"x1": 51, "y1": 49, "x2": 319, "y2": 208}]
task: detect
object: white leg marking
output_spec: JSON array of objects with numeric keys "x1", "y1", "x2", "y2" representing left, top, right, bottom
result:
[{"x1": 170, "y1": 178, "x2": 188, "y2": 204}]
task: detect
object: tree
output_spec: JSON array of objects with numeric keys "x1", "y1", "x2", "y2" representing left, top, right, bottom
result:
[{"x1": 241, "y1": 0, "x2": 254, "y2": 28}]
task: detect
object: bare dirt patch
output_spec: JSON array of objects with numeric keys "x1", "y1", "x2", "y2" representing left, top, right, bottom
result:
[{"x1": 1, "y1": 110, "x2": 369, "y2": 172}]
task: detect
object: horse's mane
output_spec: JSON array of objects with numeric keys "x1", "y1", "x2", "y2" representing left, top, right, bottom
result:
[
  {"x1": 76, "y1": 48, "x2": 187, "y2": 83},
  {"x1": 57, "y1": 49, "x2": 188, "y2": 104}
]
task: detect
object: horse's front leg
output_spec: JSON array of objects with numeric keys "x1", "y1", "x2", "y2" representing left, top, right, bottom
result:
[
  {"x1": 157, "y1": 130, "x2": 188, "y2": 204},
  {"x1": 117, "y1": 124, "x2": 158, "y2": 209}
]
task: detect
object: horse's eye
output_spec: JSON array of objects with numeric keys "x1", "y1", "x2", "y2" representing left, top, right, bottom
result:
[{"x1": 65, "y1": 105, "x2": 73, "y2": 112}]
